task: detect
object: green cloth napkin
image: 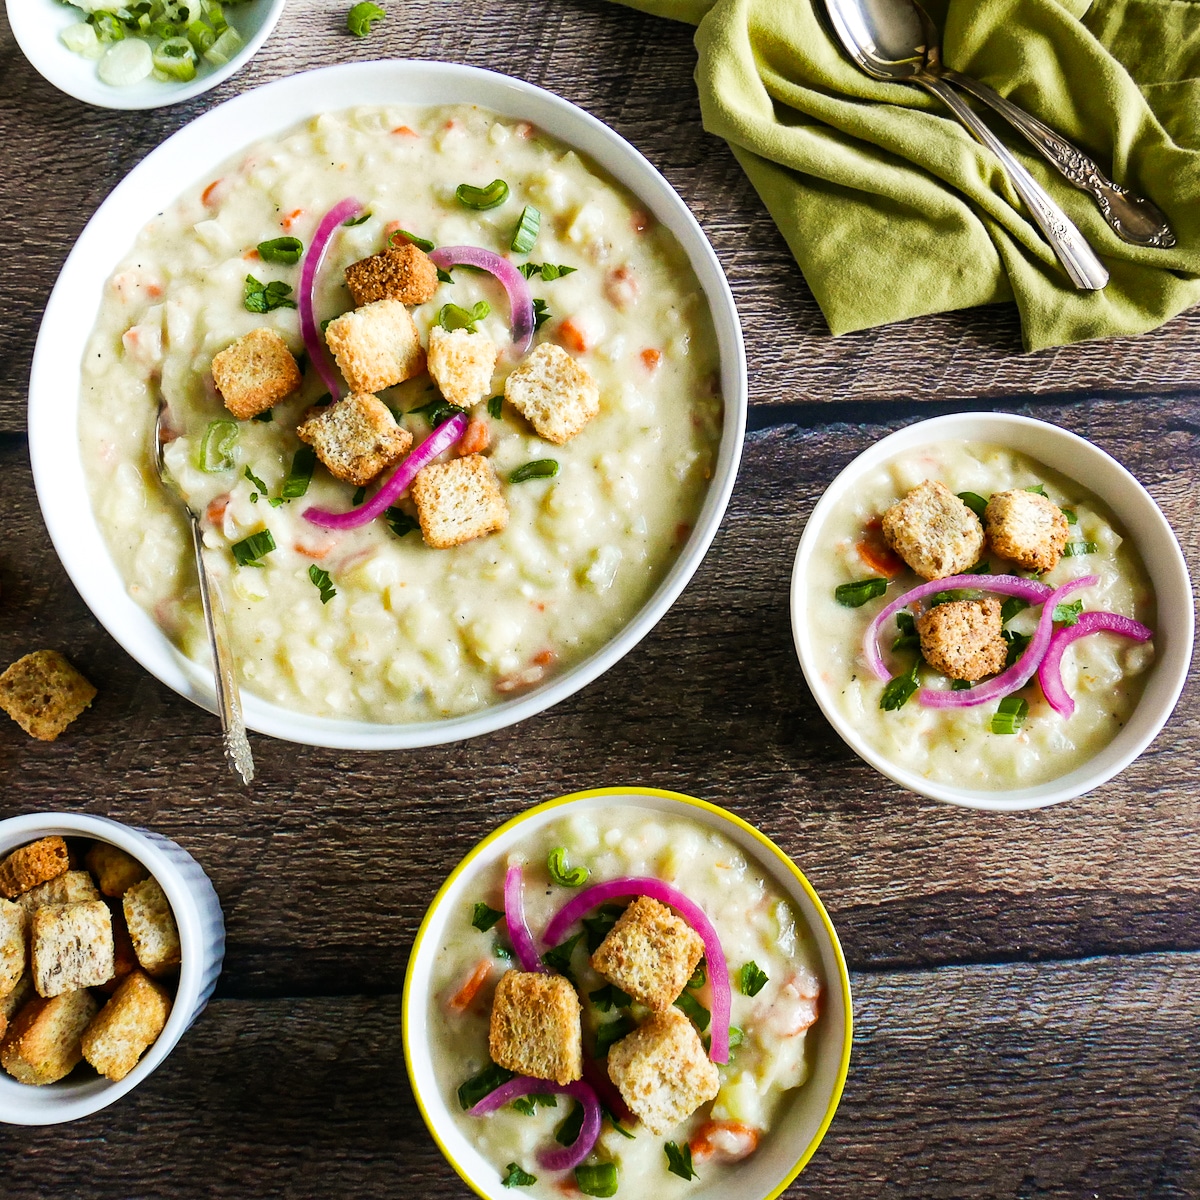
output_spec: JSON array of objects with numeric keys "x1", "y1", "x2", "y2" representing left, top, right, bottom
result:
[{"x1": 609, "y1": 0, "x2": 1200, "y2": 349}]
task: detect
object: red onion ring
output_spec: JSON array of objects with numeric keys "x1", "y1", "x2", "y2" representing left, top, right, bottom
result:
[
  {"x1": 468, "y1": 1076, "x2": 602, "y2": 1172},
  {"x1": 1038, "y1": 611, "x2": 1153, "y2": 718},
  {"x1": 303, "y1": 412, "x2": 468, "y2": 530},
  {"x1": 503, "y1": 863, "x2": 544, "y2": 974},
  {"x1": 542, "y1": 877, "x2": 732, "y2": 1064},
  {"x1": 428, "y1": 245, "x2": 535, "y2": 352},
  {"x1": 299, "y1": 198, "x2": 363, "y2": 402}
]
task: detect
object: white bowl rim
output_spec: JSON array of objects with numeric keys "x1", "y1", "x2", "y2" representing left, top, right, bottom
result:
[
  {"x1": 401, "y1": 785, "x2": 854, "y2": 1200},
  {"x1": 790, "y1": 411, "x2": 1194, "y2": 812},
  {"x1": 28, "y1": 59, "x2": 748, "y2": 750}
]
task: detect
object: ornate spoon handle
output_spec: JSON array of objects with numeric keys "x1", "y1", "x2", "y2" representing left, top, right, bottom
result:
[{"x1": 942, "y1": 69, "x2": 1176, "y2": 249}]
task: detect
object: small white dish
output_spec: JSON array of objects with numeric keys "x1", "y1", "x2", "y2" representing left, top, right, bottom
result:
[
  {"x1": 402, "y1": 786, "x2": 853, "y2": 1200},
  {"x1": 791, "y1": 412, "x2": 1193, "y2": 811},
  {"x1": 0, "y1": 812, "x2": 225, "y2": 1125},
  {"x1": 5, "y1": 0, "x2": 285, "y2": 110}
]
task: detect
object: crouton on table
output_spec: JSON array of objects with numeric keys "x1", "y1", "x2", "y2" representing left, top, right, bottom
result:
[
  {"x1": 0, "y1": 900, "x2": 27, "y2": 998},
  {"x1": 84, "y1": 843, "x2": 150, "y2": 899},
  {"x1": 1, "y1": 989, "x2": 99, "y2": 1085},
  {"x1": 211, "y1": 327, "x2": 302, "y2": 420},
  {"x1": 297, "y1": 392, "x2": 414, "y2": 487},
  {"x1": 0, "y1": 652, "x2": 96, "y2": 743},
  {"x1": 82, "y1": 969, "x2": 172, "y2": 1082},
  {"x1": 489, "y1": 970, "x2": 582, "y2": 1086},
  {"x1": 17, "y1": 870, "x2": 102, "y2": 913},
  {"x1": 325, "y1": 299, "x2": 426, "y2": 393},
  {"x1": 123, "y1": 878, "x2": 181, "y2": 977},
  {"x1": 504, "y1": 343, "x2": 600, "y2": 445},
  {"x1": 917, "y1": 598, "x2": 1008, "y2": 682},
  {"x1": 32, "y1": 901, "x2": 115, "y2": 997},
  {"x1": 881, "y1": 480, "x2": 985, "y2": 581},
  {"x1": 344, "y1": 242, "x2": 439, "y2": 307},
  {"x1": 606, "y1": 1008, "x2": 720, "y2": 1135},
  {"x1": 427, "y1": 327, "x2": 500, "y2": 408},
  {"x1": 985, "y1": 489, "x2": 1071, "y2": 573},
  {"x1": 411, "y1": 454, "x2": 508, "y2": 549},
  {"x1": 591, "y1": 896, "x2": 705, "y2": 1012},
  {"x1": 0, "y1": 836, "x2": 70, "y2": 899}
]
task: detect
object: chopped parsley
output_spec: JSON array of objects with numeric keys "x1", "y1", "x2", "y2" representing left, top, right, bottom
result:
[
  {"x1": 307, "y1": 564, "x2": 336, "y2": 604},
  {"x1": 457, "y1": 1062, "x2": 515, "y2": 1111},
  {"x1": 243, "y1": 274, "x2": 296, "y2": 313},
  {"x1": 880, "y1": 657, "x2": 921, "y2": 711},
  {"x1": 835, "y1": 577, "x2": 888, "y2": 608},
  {"x1": 594, "y1": 1013, "x2": 636, "y2": 1057},
  {"x1": 501, "y1": 1163, "x2": 537, "y2": 1188},
  {"x1": 385, "y1": 507, "x2": 420, "y2": 538},
  {"x1": 673, "y1": 990, "x2": 710, "y2": 1031},
  {"x1": 588, "y1": 983, "x2": 632, "y2": 1013},
  {"x1": 471, "y1": 902, "x2": 504, "y2": 932},
  {"x1": 665, "y1": 1142, "x2": 698, "y2": 1181},
  {"x1": 541, "y1": 932, "x2": 584, "y2": 982},
  {"x1": 231, "y1": 529, "x2": 276, "y2": 568},
  {"x1": 739, "y1": 961, "x2": 769, "y2": 997}
]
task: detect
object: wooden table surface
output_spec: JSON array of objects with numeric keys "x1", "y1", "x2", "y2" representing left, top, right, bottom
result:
[{"x1": 1, "y1": 2, "x2": 1197, "y2": 1197}]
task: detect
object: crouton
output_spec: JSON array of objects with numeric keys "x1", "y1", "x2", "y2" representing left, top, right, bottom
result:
[
  {"x1": 84, "y1": 843, "x2": 150, "y2": 899},
  {"x1": 296, "y1": 392, "x2": 414, "y2": 487},
  {"x1": 32, "y1": 901, "x2": 115, "y2": 997},
  {"x1": 0, "y1": 973, "x2": 33, "y2": 1041},
  {"x1": 17, "y1": 870, "x2": 102, "y2": 913},
  {"x1": 344, "y1": 242, "x2": 440, "y2": 307},
  {"x1": 211, "y1": 327, "x2": 302, "y2": 420},
  {"x1": 590, "y1": 896, "x2": 705, "y2": 1012},
  {"x1": 411, "y1": 454, "x2": 508, "y2": 549},
  {"x1": 81, "y1": 969, "x2": 172, "y2": 1082},
  {"x1": 917, "y1": 598, "x2": 1008, "y2": 682},
  {"x1": 0, "y1": 836, "x2": 70, "y2": 899},
  {"x1": 488, "y1": 970, "x2": 582, "y2": 1086},
  {"x1": 0, "y1": 988, "x2": 99, "y2": 1085},
  {"x1": 123, "y1": 878, "x2": 181, "y2": 977},
  {"x1": 0, "y1": 651, "x2": 97, "y2": 742},
  {"x1": 881, "y1": 480, "x2": 985, "y2": 581},
  {"x1": 606, "y1": 1008, "x2": 721, "y2": 1135},
  {"x1": 427, "y1": 327, "x2": 500, "y2": 408},
  {"x1": 325, "y1": 299, "x2": 426, "y2": 393},
  {"x1": 95, "y1": 903, "x2": 139, "y2": 995},
  {"x1": 985, "y1": 489, "x2": 1071, "y2": 573},
  {"x1": 503, "y1": 343, "x2": 600, "y2": 445},
  {"x1": 0, "y1": 900, "x2": 27, "y2": 998}
]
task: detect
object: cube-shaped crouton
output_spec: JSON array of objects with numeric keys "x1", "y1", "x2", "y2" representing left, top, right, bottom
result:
[
  {"x1": 985, "y1": 489, "x2": 1071, "y2": 573},
  {"x1": 82, "y1": 969, "x2": 172, "y2": 1082},
  {"x1": 591, "y1": 896, "x2": 705, "y2": 1012},
  {"x1": 0, "y1": 836, "x2": 70, "y2": 899},
  {"x1": 428, "y1": 327, "x2": 500, "y2": 408},
  {"x1": 0, "y1": 900, "x2": 27, "y2": 998},
  {"x1": 917, "y1": 598, "x2": 1008, "y2": 682},
  {"x1": 32, "y1": 901, "x2": 115, "y2": 997},
  {"x1": 606, "y1": 1008, "x2": 720, "y2": 1135},
  {"x1": 0, "y1": 988, "x2": 99, "y2": 1085},
  {"x1": 0, "y1": 652, "x2": 97, "y2": 743},
  {"x1": 325, "y1": 299, "x2": 426, "y2": 393},
  {"x1": 84, "y1": 843, "x2": 150, "y2": 899},
  {"x1": 881, "y1": 480, "x2": 985, "y2": 581},
  {"x1": 96, "y1": 903, "x2": 139, "y2": 995},
  {"x1": 489, "y1": 970, "x2": 582, "y2": 1086},
  {"x1": 0, "y1": 972, "x2": 34, "y2": 1041},
  {"x1": 344, "y1": 242, "x2": 439, "y2": 307},
  {"x1": 504, "y1": 343, "x2": 600, "y2": 445},
  {"x1": 296, "y1": 392, "x2": 414, "y2": 487},
  {"x1": 411, "y1": 454, "x2": 508, "y2": 549},
  {"x1": 18, "y1": 869, "x2": 103, "y2": 913},
  {"x1": 123, "y1": 878, "x2": 181, "y2": 977},
  {"x1": 211, "y1": 327, "x2": 302, "y2": 420}
]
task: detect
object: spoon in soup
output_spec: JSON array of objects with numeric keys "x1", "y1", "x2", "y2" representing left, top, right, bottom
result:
[{"x1": 153, "y1": 401, "x2": 255, "y2": 785}]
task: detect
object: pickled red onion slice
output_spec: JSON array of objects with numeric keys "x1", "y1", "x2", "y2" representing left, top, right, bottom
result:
[
  {"x1": 299, "y1": 198, "x2": 363, "y2": 402},
  {"x1": 428, "y1": 245, "x2": 535, "y2": 352},
  {"x1": 503, "y1": 863, "x2": 544, "y2": 974},
  {"x1": 1038, "y1": 611, "x2": 1153, "y2": 718},
  {"x1": 468, "y1": 1076, "x2": 602, "y2": 1172}
]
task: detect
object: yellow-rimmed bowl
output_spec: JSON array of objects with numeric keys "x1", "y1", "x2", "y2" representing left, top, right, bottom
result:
[{"x1": 402, "y1": 786, "x2": 852, "y2": 1200}]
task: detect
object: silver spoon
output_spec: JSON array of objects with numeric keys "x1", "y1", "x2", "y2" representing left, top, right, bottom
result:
[
  {"x1": 153, "y1": 402, "x2": 255, "y2": 785},
  {"x1": 912, "y1": 1, "x2": 1175, "y2": 249},
  {"x1": 823, "y1": 0, "x2": 1110, "y2": 290}
]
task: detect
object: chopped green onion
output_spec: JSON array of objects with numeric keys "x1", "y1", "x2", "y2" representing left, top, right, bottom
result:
[
  {"x1": 243, "y1": 274, "x2": 296, "y2": 313},
  {"x1": 594, "y1": 1014, "x2": 636, "y2": 1058},
  {"x1": 581, "y1": 905, "x2": 625, "y2": 953},
  {"x1": 438, "y1": 300, "x2": 490, "y2": 333},
  {"x1": 202, "y1": 25, "x2": 240, "y2": 64},
  {"x1": 152, "y1": 34, "x2": 196, "y2": 80},
  {"x1": 739, "y1": 961, "x2": 769, "y2": 997},
  {"x1": 880, "y1": 657, "x2": 921, "y2": 711},
  {"x1": 686, "y1": 959, "x2": 706, "y2": 989},
  {"x1": 509, "y1": 459, "x2": 559, "y2": 484},
  {"x1": 197, "y1": 419, "x2": 238, "y2": 472},
  {"x1": 957, "y1": 491, "x2": 988, "y2": 518},
  {"x1": 575, "y1": 1164, "x2": 619, "y2": 1198},
  {"x1": 673, "y1": 990, "x2": 710, "y2": 1031},
  {"x1": 892, "y1": 611, "x2": 919, "y2": 651},
  {"x1": 408, "y1": 397, "x2": 470, "y2": 428},
  {"x1": 257, "y1": 236, "x2": 303, "y2": 265},
  {"x1": 665, "y1": 1142, "x2": 698, "y2": 1182},
  {"x1": 385, "y1": 507, "x2": 419, "y2": 537},
  {"x1": 1062, "y1": 508, "x2": 1078, "y2": 525},
  {"x1": 244, "y1": 465, "x2": 269, "y2": 496},
  {"x1": 231, "y1": 529, "x2": 276, "y2": 567},
  {"x1": 501, "y1": 1163, "x2": 537, "y2": 1188},
  {"x1": 1000, "y1": 597, "x2": 1029, "y2": 625},
  {"x1": 281, "y1": 446, "x2": 317, "y2": 499},
  {"x1": 835, "y1": 577, "x2": 887, "y2": 608},
  {"x1": 547, "y1": 846, "x2": 589, "y2": 887},
  {"x1": 455, "y1": 178, "x2": 510, "y2": 210},
  {"x1": 588, "y1": 984, "x2": 632, "y2": 1012},
  {"x1": 436, "y1": 267, "x2": 454, "y2": 284},
  {"x1": 1063, "y1": 541, "x2": 1097, "y2": 557},
  {"x1": 471, "y1": 902, "x2": 504, "y2": 932},
  {"x1": 532, "y1": 298, "x2": 551, "y2": 331},
  {"x1": 89, "y1": 12, "x2": 127, "y2": 42},
  {"x1": 1053, "y1": 599, "x2": 1084, "y2": 626},
  {"x1": 727, "y1": 1025, "x2": 744, "y2": 1049},
  {"x1": 186, "y1": 18, "x2": 215, "y2": 52},
  {"x1": 541, "y1": 931, "x2": 583, "y2": 982},
  {"x1": 1025, "y1": 483, "x2": 1047, "y2": 496},
  {"x1": 991, "y1": 696, "x2": 1029, "y2": 735},
  {"x1": 486, "y1": 395, "x2": 503, "y2": 420},
  {"x1": 308, "y1": 564, "x2": 336, "y2": 604},
  {"x1": 60, "y1": 21, "x2": 104, "y2": 57},
  {"x1": 343, "y1": 212, "x2": 371, "y2": 226},
  {"x1": 457, "y1": 1062, "x2": 514, "y2": 1111},
  {"x1": 389, "y1": 229, "x2": 434, "y2": 253},
  {"x1": 345, "y1": 0, "x2": 384, "y2": 35},
  {"x1": 510, "y1": 205, "x2": 541, "y2": 254}
]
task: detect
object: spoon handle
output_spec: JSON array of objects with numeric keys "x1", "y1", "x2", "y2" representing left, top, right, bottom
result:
[
  {"x1": 187, "y1": 514, "x2": 255, "y2": 786},
  {"x1": 916, "y1": 74, "x2": 1109, "y2": 291},
  {"x1": 941, "y1": 69, "x2": 1175, "y2": 250}
]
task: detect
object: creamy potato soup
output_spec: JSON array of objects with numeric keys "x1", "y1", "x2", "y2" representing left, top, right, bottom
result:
[
  {"x1": 79, "y1": 105, "x2": 722, "y2": 722},
  {"x1": 430, "y1": 810, "x2": 823, "y2": 1197},
  {"x1": 807, "y1": 442, "x2": 1156, "y2": 789}
]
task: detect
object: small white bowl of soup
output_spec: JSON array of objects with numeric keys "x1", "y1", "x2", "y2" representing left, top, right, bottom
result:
[
  {"x1": 791, "y1": 412, "x2": 1192, "y2": 812},
  {"x1": 403, "y1": 786, "x2": 852, "y2": 1200}
]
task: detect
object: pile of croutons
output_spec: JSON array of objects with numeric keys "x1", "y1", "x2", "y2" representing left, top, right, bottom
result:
[
  {"x1": 0, "y1": 835, "x2": 179, "y2": 1085},
  {"x1": 211, "y1": 239, "x2": 600, "y2": 550}
]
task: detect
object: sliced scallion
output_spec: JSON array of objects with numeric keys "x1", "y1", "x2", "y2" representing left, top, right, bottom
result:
[
  {"x1": 257, "y1": 236, "x2": 303, "y2": 265},
  {"x1": 1062, "y1": 508, "x2": 1078, "y2": 525},
  {"x1": 509, "y1": 459, "x2": 559, "y2": 484},
  {"x1": 991, "y1": 695, "x2": 1029, "y2": 735},
  {"x1": 202, "y1": 25, "x2": 241, "y2": 64},
  {"x1": 281, "y1": 445, "x2": 317, "y2": 499},
  {"x1": 546, "y1": 846, "x2": 588, "y2": 887},
  {"x1": 510, "y1": 205, "x2": 541, "y2": 254},
  {"x1": 456, "y1": 1062, "x2": 515, "y2": 1111},
  {"x1": 575, "y1": 1163, "x2": 619, "y2": 1198},
  {"x1": 835, "y1": 576, "x2": 887, "y2": 608},
  {"x1": 231, "y1": 529, "x2": 276, "y2": 567},
  {"x1": 1063, "y1": 541, "x2": 1097, "y2": 557},
  {"x1": 455, "y1": 178, "x2": 510, "y2": 210},
  {"x1": 390, "y1": 229, "x2": 434, "y2": 253},
  {"x1": 197, "y1": 419, "x2": 238, "y2": 472},
  {"x1": 345, "y1": 0, "x2": 384, "y2": 35},
  {"x1": 438, "y1": 300, "x2": 490, "y2": 333}
]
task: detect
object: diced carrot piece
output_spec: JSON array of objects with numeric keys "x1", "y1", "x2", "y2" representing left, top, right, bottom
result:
[
  {"x1": 532, "y1": 648, "x2": 556, "y2": 668},
  {"x1": 201, "y1": 179, "x2": 223, "y2": 207},
  {"x1": 206, "y1": 496, "x2": 230, "y2": 525},
  {"x1": 558, "y1": 317, "x2": 592, "y2": 353},
  {"x1": 515, "y1": 122, "x2": 534, "y2": 139},
  {"x1": 856, "y1": 538, "x2": 904, "y2": 578},
  {"x1": 458, "y1": 417, "x2": 490, "y2": 457},
  {"x1": 689, "y1": 1120, "x2": 761, "y2": 1164},
  {"x1": 675, "y1": 522, "x2": 691, "y2": 544},
  {"x1": 295, "y1": 542, "x2": 331, "y2": 560},
  {"x1": 281, "y1": 209, "x2": 305, "y2": 231},
  {"x1": 640, "y1": 348, "x2": 662, "y2": 372},
  {"x1": 630, "y1": 209, "x2": 651, "y2": 233},
  {"x1": 391, "y1": 125, "x2": 419, "y2": 137},
  {"x1": 146, "y1": 283, "x2": 163, "y2": 298},
  {"x1": 243, "y1": 248, "x2": 261, "y2": 261},
  {"x1": 448, "y1": 960, "x2": 493, "y2": 1013}
]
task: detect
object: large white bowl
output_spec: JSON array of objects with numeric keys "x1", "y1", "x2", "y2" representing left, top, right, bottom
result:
[
  {"x1": 6, "y1": 0, "x2": 286, "y2": 110},
  {"x1": 790, "y1": 412, "x2": 1193, "y2": 811},
  {"x1": 28, "y1": 61, "x2": 747, "y2": 750},
  {"x1": 403, "y1": 786, "x2": 853, "y2": 1200}
]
